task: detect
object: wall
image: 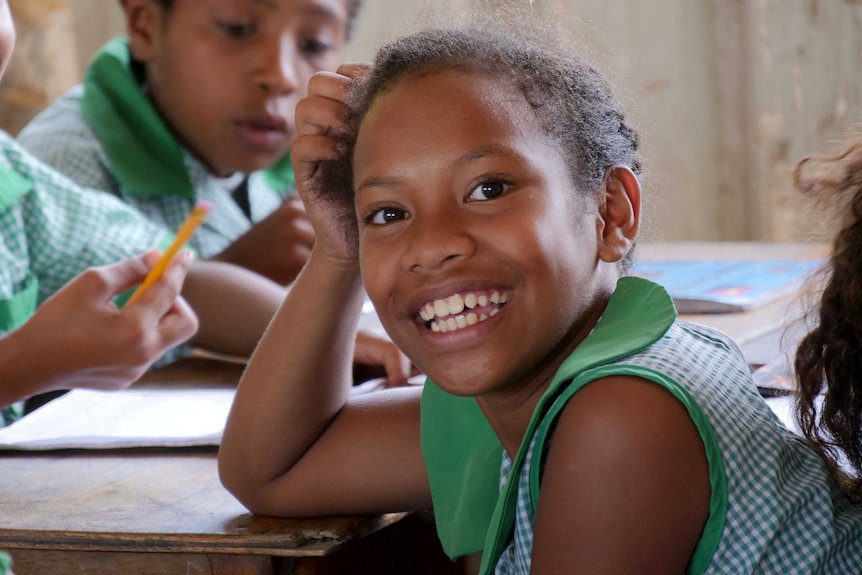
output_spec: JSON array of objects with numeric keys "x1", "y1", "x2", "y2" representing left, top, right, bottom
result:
[{"x1": 9, "y1": 0, "x2": 862, "y2": 242}]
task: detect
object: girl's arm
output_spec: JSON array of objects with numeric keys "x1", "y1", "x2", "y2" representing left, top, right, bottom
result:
[
  {"x1": 530, "y1": 376, "x2": 710, "y2": 575},
  {"x1": 218, "y1": 63, "x2": 430, "y2": 516}
]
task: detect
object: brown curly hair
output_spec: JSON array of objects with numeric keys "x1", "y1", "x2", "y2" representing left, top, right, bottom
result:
[
  {"x1": 794, "y1": 139, "x2": 862, "y2": 499},
  {"x1": 316, "y1": 27, "x2": 642, "y2": 268}
]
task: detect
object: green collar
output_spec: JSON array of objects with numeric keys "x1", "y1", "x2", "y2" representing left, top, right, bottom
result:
[
  {"x1": 80, "y1": 37, "x2": 294, "y2": 198},
  {"x1": 0, "y1": 158, "x2": 34, "y2": 213},
  {"x1": 420, "y1": 276, "x2": 677, "y2": 563}
]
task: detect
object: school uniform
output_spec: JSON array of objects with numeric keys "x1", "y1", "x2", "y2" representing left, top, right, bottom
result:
[
  {"x1": 421, "y1": 277, "x2": 862, "y2": 575},
  {"x1": 0, "y1": 131, "x2": 170, "y2": 427},
  {"x1": 17, "y1": 37, "x2": 295, "y2": 259}
]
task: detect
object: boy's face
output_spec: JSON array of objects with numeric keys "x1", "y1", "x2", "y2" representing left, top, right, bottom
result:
[
  {"x1": 127, "y1": 0, "x2": 349, "y2": 176},
  {"x1": 354, "y1": 70, "x2": 608, "y2": 402},
  {"x1": 0, "y1": 0, "x2": 14, "y2": 79}
]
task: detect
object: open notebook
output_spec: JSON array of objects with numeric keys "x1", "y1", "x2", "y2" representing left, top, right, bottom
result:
[{"x1": 0, "y1": 375, "x2": 420, "y2": 451}]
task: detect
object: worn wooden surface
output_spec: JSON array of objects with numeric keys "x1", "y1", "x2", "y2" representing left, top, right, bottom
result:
[{"x1": 0, "y1": 358, "x2": 460, "y2": 574}]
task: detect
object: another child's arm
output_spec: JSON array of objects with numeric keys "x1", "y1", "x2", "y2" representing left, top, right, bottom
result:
[
  {"x1": 211, "y1": 194, "x2": 315, "y2": 286},
  {"x1": 180, "y1": 257, "x2": 411, "y2": 383},
  {"x1": 0, "y1": 251, "x2": 197, "y2": 407},
  {"x1": 531, "y1": 376, "x2": 711, "y2": 575},
  {"x1": 219, "y1": 64, "x2": 430, "y2": 517}
]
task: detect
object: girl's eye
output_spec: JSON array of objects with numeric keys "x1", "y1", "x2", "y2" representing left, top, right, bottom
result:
[
  {"x1": 217, "y1": 21, "x2": 256, "y2": 38},
  {"x1": 367, "y1": 207, "x2": 407, "y2": 225},
  {"x1": 468, "y1": 180, "x2": 508, "y2": 201}
]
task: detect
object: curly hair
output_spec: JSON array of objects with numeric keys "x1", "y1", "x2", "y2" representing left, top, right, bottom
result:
[
  {"x1": 316, "y1": 27, "x2": 642, "y2": 266},
  {"x1": 794, "y1": 139, "x2": 862, "y2": 499}
]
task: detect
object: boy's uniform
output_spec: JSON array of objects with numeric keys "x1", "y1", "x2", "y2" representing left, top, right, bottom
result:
[
  {"x1": 0, "y1": 130, "x2": 171, "y2": 427},
  {"x1": 422, "y1": 277, "x2": 862, "y2": 575},
  {"x1": 17, "y1": 37, "x2": 295, "y2": 259}
]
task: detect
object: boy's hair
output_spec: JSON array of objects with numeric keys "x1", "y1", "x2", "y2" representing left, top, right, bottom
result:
[
  {"x1": 317, "y1": 27, "x2": 642, "y2": 257},
  {"x1": 147, "y1": 0, "x2": 364, "y2": 39},
  {"x1": 794, "y1": 139, "x2": 862, "y2": 500}
]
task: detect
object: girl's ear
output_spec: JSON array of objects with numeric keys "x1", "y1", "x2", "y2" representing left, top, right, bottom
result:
[
  {"x1": 596, "y1": 165, "x2": 641, "y2": 263},
  {"x1": 122, "y1": 0, "x2": 164, "y2": 62}
]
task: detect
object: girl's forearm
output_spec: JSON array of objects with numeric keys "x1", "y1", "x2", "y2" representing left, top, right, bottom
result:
[{"x1": 219, "y1": 250, "x2": 365, "y2": 501}]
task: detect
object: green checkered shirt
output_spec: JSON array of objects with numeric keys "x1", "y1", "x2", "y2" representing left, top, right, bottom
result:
[{"x1": 0, "y1": 131, "x2": 170, "y2": 426}]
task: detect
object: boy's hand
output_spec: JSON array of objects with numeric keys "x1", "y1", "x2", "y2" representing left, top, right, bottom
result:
[
  {"x1": 213, "y1": 195, "x2": 315, "y2": 285},
  {"x1": 292, "y1": 62, "x2": 371, "y2": 265},
  {"x1": 7, "y1": 251, "x2": 198, "y2": 399},
  {"x1": 353, "y1": 329, "x2": 415, "y2": 388}
]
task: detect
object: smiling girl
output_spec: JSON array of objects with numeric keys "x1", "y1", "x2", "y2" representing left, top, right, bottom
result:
[{"x1": 219, "y1": 27, "x2": 862, "y2": 575}]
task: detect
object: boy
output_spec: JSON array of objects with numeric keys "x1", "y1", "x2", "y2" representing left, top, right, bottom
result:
[
  {"x1": 18, "y1": 0, "x2": 362, "y2": 286},
  {"x1": 0, "y1": 0, "x2": 408, "y2": 421}
]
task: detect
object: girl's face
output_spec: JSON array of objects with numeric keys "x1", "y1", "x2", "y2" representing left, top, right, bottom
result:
[{"x1": 354, "y1": 70, "x2": 619, "y2": 401}]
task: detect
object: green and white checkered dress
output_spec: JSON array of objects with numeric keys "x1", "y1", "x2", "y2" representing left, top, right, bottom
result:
[
  {"x1": 17, "y1": 37, "x2": 294, "y2": 261},
  {"x1": 421, "y1": 278, "x2": 862, "y2": 575},
  {"x1": 495, "y1": 318, "x2": 862, "y2": 574}
]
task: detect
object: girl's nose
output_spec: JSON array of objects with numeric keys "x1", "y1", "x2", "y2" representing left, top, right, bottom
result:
[{"x1": 402, "y1": 211, "x2": 477, "y2": 272}]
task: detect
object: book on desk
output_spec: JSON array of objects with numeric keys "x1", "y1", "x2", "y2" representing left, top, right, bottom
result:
[{"x1": 629, "y1": 259, "x2": 823, "y2": 314}]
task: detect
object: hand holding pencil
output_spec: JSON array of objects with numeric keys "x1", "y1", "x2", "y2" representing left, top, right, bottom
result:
[{"x1": 125, "y1": 201, "x2": 213, "y2": 307}]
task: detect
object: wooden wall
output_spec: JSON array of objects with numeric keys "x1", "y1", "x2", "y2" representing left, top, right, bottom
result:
[{"x1": 5, "y1": 0, "x2": 862, "y2": 242}]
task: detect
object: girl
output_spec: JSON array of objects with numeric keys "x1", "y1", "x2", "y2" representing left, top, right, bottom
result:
[
  {"x1": 794, "y1": 139, "x2": 862, "y2": 499},
  {"x1": 219, "y1": 28, "x2": 862, "y2": 574}
]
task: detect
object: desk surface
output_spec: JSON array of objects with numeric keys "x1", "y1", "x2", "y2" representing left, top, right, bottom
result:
[
  {"x1": 639, "y1": 242, "x2": 827, "y2": 365},
  {"x1": 0, "y1": 358, "x2": 455, "y2": 575}
]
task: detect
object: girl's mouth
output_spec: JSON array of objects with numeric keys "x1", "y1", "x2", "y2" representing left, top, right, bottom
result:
[{"x1": 418, "y1": 290, "x2": 510, "y2": 333}]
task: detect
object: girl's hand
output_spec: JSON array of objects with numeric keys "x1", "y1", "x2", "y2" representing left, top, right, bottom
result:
[
  {"x1": 3, "y1": 251, "x2": 198, "y2": 403},
  {"x1": 291, "y1": 62, "x2": 370, "y2": 265}
]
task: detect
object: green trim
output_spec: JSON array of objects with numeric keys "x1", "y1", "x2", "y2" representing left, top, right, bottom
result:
[
  {"x1": 0, "y1": 273, "x2": 38, "y2": 333},
  {"x1": 528, "y1": 365, "x2": 727, "y2": 575},
  {"x1": 263, "y1": 153, "x2": 295, "y2": 192},
  {"x1": 0, "y1": 161, "x2": 33, "y2": 213},
  {"x1": 421, "y1": 276, "x2": 677, "y2": 563},
  {"x1": 81, "y1": 37, "x2": 193, "y2": 199},
  {"x1": 0, "y1": 550, "x2": 12, "y2": 574},
  {"x1": 81, "y1": 36, "x2": 293, "y2": 198}
]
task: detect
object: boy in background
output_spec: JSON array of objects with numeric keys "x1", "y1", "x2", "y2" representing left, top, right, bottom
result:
[{"x1": 18, "y1": 0, "x2": 362, "y2": 286}]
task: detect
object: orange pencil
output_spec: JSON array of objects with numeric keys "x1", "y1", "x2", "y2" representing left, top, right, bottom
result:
[{"x1": 125, "y1": 201, "x2": 213, "y2": 307}]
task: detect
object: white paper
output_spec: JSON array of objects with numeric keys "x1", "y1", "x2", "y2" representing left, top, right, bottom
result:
[
  {"x1": 0, "y1": 374, "x2": 425, "y2": 451},
  {"x1": 0, "y1": 388, "x2": 235, "y2": 450}
]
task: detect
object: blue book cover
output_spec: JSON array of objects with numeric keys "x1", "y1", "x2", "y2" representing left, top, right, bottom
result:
[{"x1": 629, "y1": 259, "x2": 823, "y2": 314}]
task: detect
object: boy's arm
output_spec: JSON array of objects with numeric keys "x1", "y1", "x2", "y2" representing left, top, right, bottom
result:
[
  {"x1": 0, "y1": 251, "x2": 197, "y2": 407},
  {"x1": 219, "y1": 64, "x2": 430, "y2": 517}
]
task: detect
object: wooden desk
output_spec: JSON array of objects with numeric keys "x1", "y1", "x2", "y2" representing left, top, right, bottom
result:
[
  {"x1": 0, "y1": 360, "x2": 456, "y2": 575},
  {"x1": 638, "y1": 242, "x2": 828, "y2": 366}
]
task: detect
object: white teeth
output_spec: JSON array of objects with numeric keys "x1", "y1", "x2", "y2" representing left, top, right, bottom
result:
[
  {"x1": 421, "y1": 290, "x2": 511, "y2": 332},
  {"x1": 448, "y1": 294, "x2": 464, "y2": 315}
]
